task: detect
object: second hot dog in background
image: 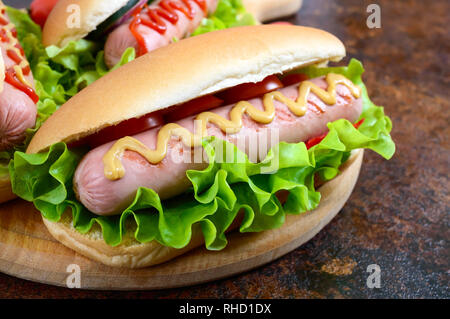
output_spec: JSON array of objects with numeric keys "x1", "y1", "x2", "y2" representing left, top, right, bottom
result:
[
  {"x1": 103, "y1": 0, "x2": 220, "y2": 67},
  {"x1": 42, "y1": 0, "x2": 257, "y2": 67},
  {"x1": 40, "y1": 0, "x2": 303, "y2": 68}
]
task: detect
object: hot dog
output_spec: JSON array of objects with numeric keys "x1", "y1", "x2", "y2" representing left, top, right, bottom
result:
[
  {"x1": 74, "y1": 77, "x2": 363, "y2": 215},
  {"x1": 13, "y1": 26, "x2": 395, "y2": 268},
  {"x1": 0, "y1": 80, "x2": 37, "y2": 150},
  {"x1": 41, "y1": 0, "x2": 302, "y2": 69},
  {"x1": 0, "y1": 4, "x2": 37, "y2": 151}
]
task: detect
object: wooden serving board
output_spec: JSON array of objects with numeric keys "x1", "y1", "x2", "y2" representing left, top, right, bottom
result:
[{"x1": 0, "y1": 151, "x2": 363, "y2": 290}]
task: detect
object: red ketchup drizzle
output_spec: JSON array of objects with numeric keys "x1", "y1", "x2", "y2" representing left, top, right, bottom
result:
[
  {"x1": 0, "y1": 29, "x2": 7, "y2": 42},
  {"x1": 6, "y1": 49, "x2": 30, "y2": 75},
  {"x1": 129, "y1": 0, "x2": 207, "y2": 56},
  {"x1": 0, "y1": 12, "x2": 38, "y2": 102},
  {"x1": 0, "y1": 15, "x2": 8, "y2": 26},
  {"x1": 4, "y1": 69, "x2": 39, "y2": 104}
]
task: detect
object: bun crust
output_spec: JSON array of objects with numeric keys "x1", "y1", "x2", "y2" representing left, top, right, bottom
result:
[
  {"x1": 42, "y1": 0, "x2": 129, "y2": 47},
  {"x1": 243, "y1": 0, "x2": 303, "y2": 22},
  {"x1": 42, "y1": 215, "x2": 206, "y2": 268},
  {"x1": 42, "y1": 149, "x2": 363, "y2": 268},
  {"x1": 0, "y1": 175, "x2": 16, "y2": 204},
  {"x1": 28, "y1": 25, "x2": 345, "y2": 154}
]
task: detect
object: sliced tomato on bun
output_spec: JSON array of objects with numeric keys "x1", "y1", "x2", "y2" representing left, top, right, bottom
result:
[
  {"x1": 30, "y1": 0, "x2": 59, "y2": 28},
  {"x1": 216, "y1": 75, "x2": 284, "y2": 105}
]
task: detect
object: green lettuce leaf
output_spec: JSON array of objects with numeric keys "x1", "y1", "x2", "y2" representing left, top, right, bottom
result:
[
  {"x1": 192, "y1": 0, "x2": 257, "y2": 36},
  {"x1": 9, "y1": 59, "x2": 395, "y2": 249}
]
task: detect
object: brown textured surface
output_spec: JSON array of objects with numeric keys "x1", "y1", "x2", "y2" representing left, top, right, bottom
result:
[{"x1": 0, "y1": 0, "x2": 448, "y2": 298}]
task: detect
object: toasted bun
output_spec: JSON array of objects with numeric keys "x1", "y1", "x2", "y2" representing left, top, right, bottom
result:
[
  {"x1": 42, "y1": 0, "x2": 129, "y2": 47},
  {"x1": 243, "y1": 0, "x2": 303, "y2": 22},
  {"x1": 42, "y1": 149, "x2": 363, "y2": 268},
  {"x1": 28, "y1": 25, "x2": 345, "y2": 154},
  {"x1": 0, "y1": 175, "x2": 16, "y2": 204}
]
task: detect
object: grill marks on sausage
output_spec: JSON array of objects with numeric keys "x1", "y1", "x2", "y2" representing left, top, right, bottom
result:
[{"x1": 129, "y1": 0, "x2": 208, "y2": 55}]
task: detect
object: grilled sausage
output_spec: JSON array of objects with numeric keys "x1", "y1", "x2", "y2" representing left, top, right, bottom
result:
[{"x1": 73, "y1": 76, "x2": 363, "y2": 216}]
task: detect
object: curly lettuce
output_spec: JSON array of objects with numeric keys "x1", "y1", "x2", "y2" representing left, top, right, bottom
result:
[
  {"x1": 192, "y1": 0, "x2": 257, "y2": 36},
  {"x1": 9, "y1": 59, "x2": 395, "y2": 249}
]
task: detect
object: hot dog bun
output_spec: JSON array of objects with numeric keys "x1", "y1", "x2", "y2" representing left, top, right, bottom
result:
[
  {"x1": 28, "y1": 25, "x2": 345, "y2": 154},
  {"x1": 43, "y1": 0, "x2": 130, "y2": 47},
  {"x1": 0, "y1": 176, "x2": 16, "y2": 204},
  {"x1": 243, "y1": 0, "x2": 302, "y2": 22}
]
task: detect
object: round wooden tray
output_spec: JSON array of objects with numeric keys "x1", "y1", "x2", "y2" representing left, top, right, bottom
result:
[{"x1": 0, "y1": 151, "x2": 363, "y2": 290}]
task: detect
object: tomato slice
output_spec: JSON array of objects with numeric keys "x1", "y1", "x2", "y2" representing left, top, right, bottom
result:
[
  {"x1": 30, "y1": 0, "x2": 59, "y2": 28},
  {"x1": 86, "y1": 112, "x2": 165, "y2": 148},
  {"x1": 68, "y1": 73, "x2": 310, "y2": 149},
  {"x1": 216, "y1": 75, "x2": 284, "y2": 105},
  {"x1": 71, "y1": 95, "x2": 223, "y2": 149},
  {"x1": 163, "y1": 94, "x2": 224, "y2": 123},
  {"x1": 280, "y1": 73, "x2": 308, "y2": 87},
  {"x1": 305, "y1": 132, "x2": 328, "y2": 150}
]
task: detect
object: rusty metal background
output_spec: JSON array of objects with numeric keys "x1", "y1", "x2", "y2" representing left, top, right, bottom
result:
[{"x1": 0, "y1": 0, "x2": 448, "y2": 298}]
